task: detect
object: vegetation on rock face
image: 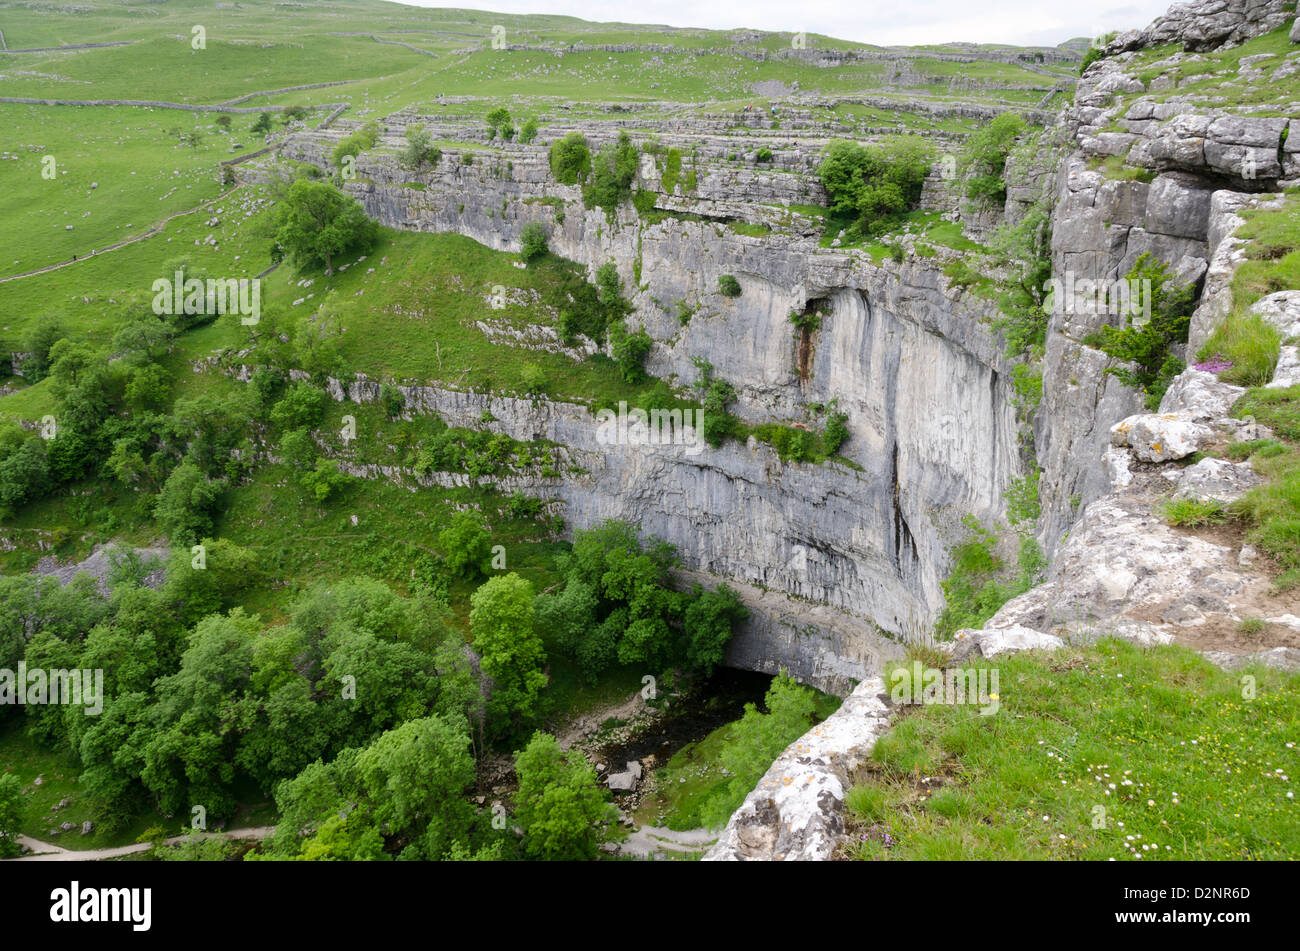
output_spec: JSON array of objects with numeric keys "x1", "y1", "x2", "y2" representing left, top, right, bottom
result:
[
  {"x1": 583, "y1": 132, "x2": 640, "y2": 217},
  {"x1": 1083, "y1": 253, "x2": 1196, "y2": 410},
  {"x1": 520, "y1": 222, "x2": 549, "y2": 262},
  {"x1": 959, "y1": 112, "x2": 1026, "y2": 208},
  {"x1": 817, "y1": 137, "x2": 934, "y2": 236},
  {"x1": 401, "y1": 125, "x2": 442, "y2": 169},
  {"x1": 549, "y1": 132, "x2": 592, "y2": 185}
]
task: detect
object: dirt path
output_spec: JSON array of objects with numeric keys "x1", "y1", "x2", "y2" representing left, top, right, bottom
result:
[
  {"x1": 0, "y1": 186, "x2": 244, "y2": 285},
  {"x1": 8, "y1": 825, "x2": 275, "y2": 862}
]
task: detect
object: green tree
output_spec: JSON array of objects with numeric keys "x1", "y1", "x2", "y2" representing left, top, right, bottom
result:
[
  {"x1": 583, "y1": 132, "x2": 639, "y2": 213},
  {"x1": 1084, "y1": 252, "x2": 1195, "y2": 408},
  {"x1": 470, "y1": 573, "x2": 546, "y2": 732},
  {"x1": 519, "y1": 118, "x2": 539, "y2": 144},
  {"x1": 520, "y1": 222, "x2": 549, "y2": 262},
  {"x1": 356, "y1": 714, "x2": 475, "y2": 858},
  {"x1": 401, "y1": 125, "x2": 441, "y2": 169},
  {"x1": 252, "y1": 112, "x2": 273, "y2": 135},
  {"x1": 438, "y1": 510, "x2": 492, "y2": 578},
  {"x1": 549, "y1": 132, "x2": 591, "y2": 185},
  {"x1": 271, "y1": 179, "x2": 378, "y2": 275},
  {"x1": 154, "y1": 461, "x2": 225, "y2": 544},
  {"x1": 513, "y1": 731, "x2": 615, "y2": 860},
  {"x1": 702, "y1": 672, "x2": 819, "y2": 827},
  {"x1": 960, "y1": 113, "x2": 1026, "y2": 208},
  {"x1": 485, "y1": 107, "x2": 513, "y2": 141}
]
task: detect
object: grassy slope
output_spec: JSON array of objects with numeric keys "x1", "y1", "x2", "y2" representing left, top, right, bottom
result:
[{"x1": 845, "y1": 641, "x2": 1299, "y2": 860}]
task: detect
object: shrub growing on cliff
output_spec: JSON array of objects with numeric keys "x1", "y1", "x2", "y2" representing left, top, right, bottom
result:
[
  {"x1": 520, "y1": 222, "x2": 549, "y2": 262},
  {"x1": 817, "y1": 137, "x2": 933, "y2": 234},
  {"x1": 1083, "y1": 252, "x2": 1195, "y2": 409},
  {"x1": 960, "y1": 112, "x2": 1026, "y2": 208},
  {"x1": 519, "y1": 118, "x2": 539, "y2": 144},
  {"x1": 717, "y1": 274, "x2": 742, "y2": 297},
  {"x1": 485, "y1": 107, "x2": 513, "y2": 141},
  {"x1": 401, "y1": 125, "x2": 441, "y2": 169},
  {"x1": 331, "y1": 120, "x2": 380, "y2": 170},
  {"x1": 610, "y1": 322, "x2": 653, "y2": 383},
  {"x1": 583, "y1": 132, "x2": 639, "y2": 216},
  {"x1": 549, "y1": 132, "x2": 591, "y2": 185}
]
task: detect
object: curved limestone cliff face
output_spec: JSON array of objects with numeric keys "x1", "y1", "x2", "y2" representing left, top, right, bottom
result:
[{"x1": 274, "y1": 133, "x2": 1028, "y2": 687}]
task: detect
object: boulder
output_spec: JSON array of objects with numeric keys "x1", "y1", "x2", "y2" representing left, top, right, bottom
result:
[
  {"x1": 1268, "y1": 346, "x2": 1300, "y2": 389},
  {"x1": 606, "y1": 771, "x2": 637, "y2": 792},
  {"x1": 1158, "y1": 367, "x2": 1245, "y2": 421},
  {"x1": 1170, "y1": 457, "x2": 1262, "y2": 503},
  {"x1": 950, "y1": 626, "x2": 1065, "y2": 660},
  {"x1": 1110, "y1": 413, "x2": 1212, "y2": 461}
]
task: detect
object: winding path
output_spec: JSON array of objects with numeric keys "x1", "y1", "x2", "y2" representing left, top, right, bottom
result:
[
  {"x1": 0, "y1": 186, "x2": 245, "y2": 285},
  {"x1": 8, "y1": 826, "x2": 275, "y2": 862}
]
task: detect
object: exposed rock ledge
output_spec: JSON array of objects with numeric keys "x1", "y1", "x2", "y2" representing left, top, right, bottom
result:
[{"x1": 703, "y1": 675, "x2": 891, "y2": 861}]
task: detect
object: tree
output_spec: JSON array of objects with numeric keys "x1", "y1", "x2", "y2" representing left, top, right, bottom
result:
[
  {"x1": 154, "y1": 461, "x2": 225, "y2": 544},
  {"x1": 520, "y1": 222, "x2": 548, "y2": 262},
  {"x1": 960, "y1": 112, "x2": 1026, "y2": 208},
  {"x1": 702, "y1": 672, "x2": 819, "y2": 827},
  {"x1": 402, "y1": 125, "x2": 441, "y2": 169},
  {"x1": 485, "y1": 107, "x2": 513, "y2": 141},
  {"x1": 817, "y1": 136, "x2": 933, "y2": 231},
  {"x1": 513, "y1": 731, "x2": 615, "y2": 860},
  {"x1": 470, "y1": 573, "x2": 546, "y2": 732},
  {"x1": 438, "y1": 510, "x2": 492, "y2": 578},
  {"x1": 583, "y1": 131, "x2": 638, "y2": 212},
  {"x1": 215, "y1": 114, "x2": 232, "y2": 131},
  {"x1": 355, "y1": 714, "x2": 475, "y2": 858},
  {"x1": 549, "y1": 132, "x2": 591, "y2": 184},
  {"x1": 682, "y1": 583, "x2": 748, "y2": 675},
  {"x1": 252, "y1": 112, "x2": 273, "y2": 135},
  {"x1": 20, "y1": 321, "x2": 65, "y2": 383},
  {"x1": 271, "y1": 179, "x2": 378, "y2": 275},
  {"x1": 331, "y1": 120, "x2": 380, "y2": 170},
  {"x1": 519, "y1": 118, "x2": 539, "y2": 144},
  {"x1": 0, "y1": 773, "x2": 22, "y2": 857},
  {"x1": 140, "y1": 611, "x2": 261, "y2": 819}
]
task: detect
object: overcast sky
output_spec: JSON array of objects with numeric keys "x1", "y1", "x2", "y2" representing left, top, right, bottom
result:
[{"x1": 395, "y1": 0, "x2": 1175, "y2": 47}]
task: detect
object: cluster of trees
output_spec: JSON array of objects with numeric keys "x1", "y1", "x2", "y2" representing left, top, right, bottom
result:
[
  {"x1": 0, "y1": 513, "x2": 737, "y2": 858},
  {"x1": 0, "y1": 280, "x2": 257, "y2": 525},
  {"x1": 817, "y1": 136, "x2": 934, "y2": 236},
  {"x1": 534, "y1": 521, "x2": 748, "y2": 684}
]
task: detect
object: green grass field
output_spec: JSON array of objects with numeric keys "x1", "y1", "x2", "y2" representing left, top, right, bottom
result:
[{"x1": 844, "y1": 641, "x2": 1300, "y2": 860}]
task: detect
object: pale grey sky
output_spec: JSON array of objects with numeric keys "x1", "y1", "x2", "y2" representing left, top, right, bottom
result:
[{"x1": 395, "y1": 0, "x2": 1175, "y2": 47}]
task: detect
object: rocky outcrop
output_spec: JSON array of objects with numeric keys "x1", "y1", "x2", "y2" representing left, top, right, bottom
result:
[
  {"x1": 1106, "y1": 0, "x2": 1292, "y2": 54},
  {"x1": 703, "y1": 675, "x2": 892, "y2": 861}
]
